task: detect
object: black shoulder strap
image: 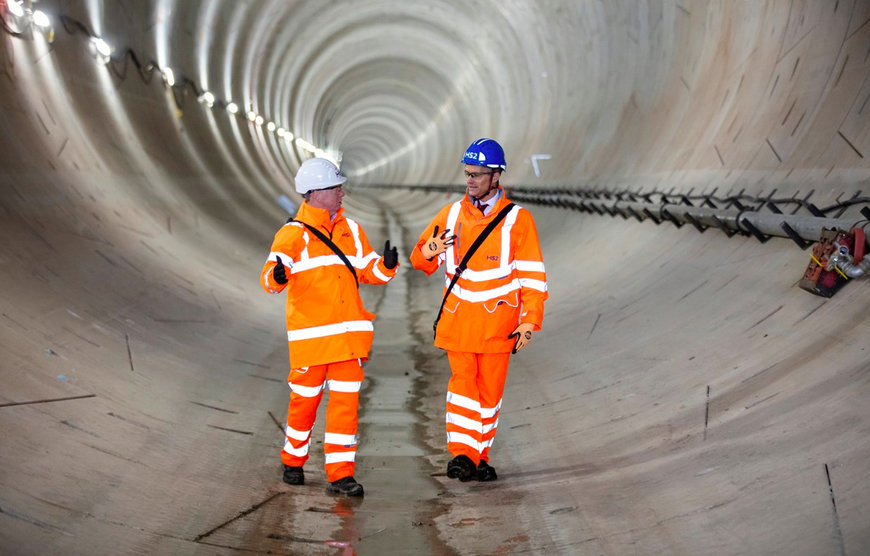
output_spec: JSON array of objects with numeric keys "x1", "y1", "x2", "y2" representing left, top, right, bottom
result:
[
  {"x1": 288, "y1": 218, "x2": 358, "y2": 287},
  {"x1": 433, "y1": 203, "x2": 516, "y2": 338}
]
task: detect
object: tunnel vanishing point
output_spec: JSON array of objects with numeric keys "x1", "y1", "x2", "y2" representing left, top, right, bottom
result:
[{"x1": 1, "y1": 1, "x2": 869, "y2": 555}]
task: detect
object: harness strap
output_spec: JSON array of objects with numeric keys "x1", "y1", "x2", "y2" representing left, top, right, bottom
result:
[
  {"x1": 288, "y1": 218, "x2": 359, "y2": 288},
  {"x1": 433, "y1": 203, "x2": 516, "y2": 338}
]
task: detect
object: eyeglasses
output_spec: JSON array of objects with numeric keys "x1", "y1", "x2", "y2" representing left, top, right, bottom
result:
[{"x1": 464, "y1": 170, "x2": 494, "y2": 179}]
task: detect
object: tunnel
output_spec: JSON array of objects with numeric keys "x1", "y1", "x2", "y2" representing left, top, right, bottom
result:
[{"x1": 1, "y1": 1, "x2": 869, "y2": 554}]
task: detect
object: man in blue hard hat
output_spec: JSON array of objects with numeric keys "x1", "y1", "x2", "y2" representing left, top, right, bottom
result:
[{"x1": 409, "y1": 138, "x2": 548, "y2": 482}]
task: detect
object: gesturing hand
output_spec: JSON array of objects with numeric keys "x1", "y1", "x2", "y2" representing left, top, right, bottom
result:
[
  {"x1": 421, "y1": 225, "x2": 457, "y2": 260},
  {"x1": 273, "y1": 256, "x2": 288, "y2": 284},
  {"x1": 508, "y1": 322, "x2": 535, "y2": 354},
  {"x1": 383, "y1": 240, "x2": 398, "y2": 269}
]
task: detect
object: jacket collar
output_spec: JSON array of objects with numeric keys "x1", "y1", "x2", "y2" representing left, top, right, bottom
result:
[
  {"x1": 462, "y1": 186, "x2": 510, "y2": 216},
  {"x1": 295, "y1": 201, "x2": 344, "y2": 230}
]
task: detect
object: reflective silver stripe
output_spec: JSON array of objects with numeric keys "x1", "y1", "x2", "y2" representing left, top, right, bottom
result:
[
  {"x1": 480, "y1": 399, "x2": 502, "y2": 419},
  {"x1": 327, "y1": 379, "x2": 362, "y2": 393},
  {"x1": 444, "y1": 202, "x2": 462, "y2": 272},
  {"x1": 446, "y1": 258, "x2": 544, "y2": 283},
  {"x1": 289, "y1": 382, "x2": 324, "y2": 398},
  {"x1": 324, "y1": 432, "x2": 357, "y2": 446},
  {"x1": 291, "y1": 255, "x2": 347, "y2": 272},
  {"x1": 355, "y1": 251, "x2": 380, "y2": 269},
  {"x1": 449, "y1": 259, "x2": 544, "y2": 282},
  {"x1": 440, "y1": 276, "x2": 547, "y2": 300},
  {"x1": 518, "y1": 278, "x2": 548, "y2": 292},
  {"x1": 300, "y1": 230, "x2": 311, "y2": 260},
  {"x1": 345, "y1": 218, "x2": 364, "y2": 259},
  {"x1": 285, "y1": 425, "x2": 311, "y2": 442},
  {"x1": 516, "y1": 260, "x2": 546, "y2": 273},
  {"x1": 325, "y1": 451, "x2": 356, "y2": 464},
  {"x1": 283, "y1": 438, "x2": 309, "y2": 457},
  {"x1": 287, "y1": 320, "x2": 373, "y2": 342},
  {"x1": 291, "y1": 253, "x2": 381, "y2": 273},
  {"x1": 441, "y1": 261, "x2": 545, "y2": 284},
  {"x1": 482, "y1": 419, "x2": 498, "y2": 434},
  {"x1": 446, "y1": 394, "x2": 500, "y2": 419},
  {"x1": 446, "y1": 391, "x2": 480, "y2": 412},
  {"x1": 446, "y1": 412, "x2": 482, "y2": 433},
  {"x1": 446, "y1": 431, "x2": 481, "y2": 451},
  {"x1": 372, "y1": 263, "x2": 391, "y2": 282},
  {"x1": 499, "y1": 207, "x2": 519, "y2": 266},
  {"x1": 446, "y1": 279, "x2": 522, "y2": 303}
]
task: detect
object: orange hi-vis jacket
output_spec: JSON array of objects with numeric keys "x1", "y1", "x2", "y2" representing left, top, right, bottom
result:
[
  {"x1": 410, "y1": 188, "x2": 548, "y2": 353},
  {"x1": 261, "y1": 201, "x2": 397, "y2": 368}
]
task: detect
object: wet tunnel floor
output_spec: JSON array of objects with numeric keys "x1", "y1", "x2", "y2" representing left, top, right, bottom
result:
[{"x1": 3, "y1": 189, "x2": 868, "y2": 555}]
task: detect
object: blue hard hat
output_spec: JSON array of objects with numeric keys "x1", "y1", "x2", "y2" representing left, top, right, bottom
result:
[{"x1": 461, "y1": 138, "x2": 506, "y2": 170}]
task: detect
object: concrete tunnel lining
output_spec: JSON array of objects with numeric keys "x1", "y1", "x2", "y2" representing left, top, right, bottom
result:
[{"x1": 1, "y1": 1, "x2": 869, "y2": 554}]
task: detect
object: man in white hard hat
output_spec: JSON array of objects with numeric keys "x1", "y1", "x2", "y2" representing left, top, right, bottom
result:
[{"x1": 261, "y1": 157, "x2": 399, "y2": 497}]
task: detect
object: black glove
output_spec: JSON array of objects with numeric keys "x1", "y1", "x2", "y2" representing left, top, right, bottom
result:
[
  {"x1": 273, "y1": 255, "x2": 288, "y2": 284},
  {"x1": 383, "y1": 240, "x2": 398, "y2": 269}
]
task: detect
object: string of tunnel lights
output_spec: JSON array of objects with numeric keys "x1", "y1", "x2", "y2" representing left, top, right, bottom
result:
[
  {"x1": 0, "y1": 0, "x2": 340, "y2": 165},
  {"x1": 5, "y1": 0, "x2": 866, "y2": 236}
]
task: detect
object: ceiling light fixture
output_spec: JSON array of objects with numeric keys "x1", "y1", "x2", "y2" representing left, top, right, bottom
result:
[
  {"x1": 90, "y1": 36, "x2": 112, "y2": 63},
  {"x1": 198, "y1": 91, "x2": 215, "y2": 107}
]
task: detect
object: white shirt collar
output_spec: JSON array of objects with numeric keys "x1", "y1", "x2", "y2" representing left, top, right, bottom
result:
[{"x1": 474, "y1": 188, "x2": 502, "y2": 216}]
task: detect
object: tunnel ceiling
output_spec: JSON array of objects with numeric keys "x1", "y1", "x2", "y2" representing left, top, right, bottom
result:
[{"x1": 5, "y1": 0, "x2": 866, "y2": 208}]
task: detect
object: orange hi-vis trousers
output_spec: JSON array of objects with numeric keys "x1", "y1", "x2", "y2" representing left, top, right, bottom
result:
[
  {"x1": 445, "y1": 351, "x2": 511, "y2": 465},
  {"x1": 281, "y1": 359, "x2": 364, "y2": 483}
]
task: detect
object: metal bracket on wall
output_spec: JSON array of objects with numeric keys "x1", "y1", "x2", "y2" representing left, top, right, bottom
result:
[
  {"x1": 375, "y1": 184, "x2": 869, "y2": 250},
  {"x1": 493, "y1": 186, "x2": 870, "y2": 249}
]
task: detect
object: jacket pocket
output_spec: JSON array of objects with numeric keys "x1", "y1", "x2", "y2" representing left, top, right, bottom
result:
[
  {"x1": 482, "y1": 291, "x2": 519, "y2": 314},
  {"x1": 481, "y1": 291, "x2": 521, "y2": 341},
  {"x1": 436, "y1": 297, "x2": 460, "y2": 341}
]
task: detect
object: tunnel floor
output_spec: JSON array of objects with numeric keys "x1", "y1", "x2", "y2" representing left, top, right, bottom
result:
[{"x1": 2, "y1": 186, "x2": 869, "y2": 555}]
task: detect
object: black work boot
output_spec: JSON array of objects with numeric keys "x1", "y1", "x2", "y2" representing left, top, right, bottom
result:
[
  {"x1": 477, "y1": 460, "x2": 498, "y2": 482},
  {"x1": 327, "y1": 476, "x2": 364, "y2": 497},
  {"x1": 282, "y1": 465, "x2": 304, "y2": 485},
  {"x1": 446, "y1": 455, "x2": 477, "y2": 482}
]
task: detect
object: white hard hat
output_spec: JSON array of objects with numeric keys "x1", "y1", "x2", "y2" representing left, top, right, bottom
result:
[{"x1": 294, "y1": 157, "x2": 347, "y2": 194}]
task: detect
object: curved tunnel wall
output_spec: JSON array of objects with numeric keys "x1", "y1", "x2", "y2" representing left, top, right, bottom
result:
[{"x1": 1, "y1": 1, "x2": 869, "y2": 554}]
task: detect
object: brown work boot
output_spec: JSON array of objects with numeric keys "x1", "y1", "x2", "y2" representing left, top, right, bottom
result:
[
  {"x1": 446, "y1": 455, "x2": 477, "y2": 482},
  {"x1": 327, "y1": 476, "x2": 364, "y2": 497}
]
